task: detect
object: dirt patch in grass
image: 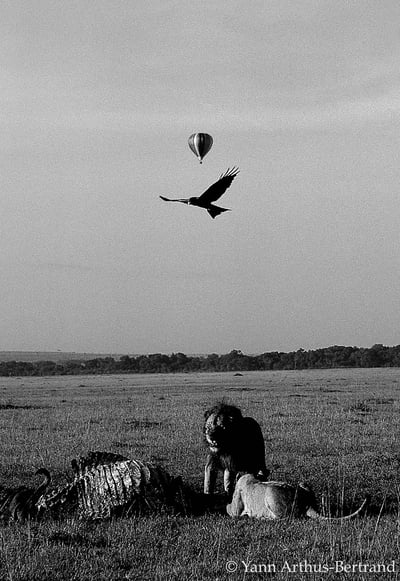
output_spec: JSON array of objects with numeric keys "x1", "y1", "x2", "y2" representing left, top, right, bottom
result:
[
  {"x1": 125, "y1": 419, "x2": 167, "y2": 428},
  {"x1": 365, "y1": 397, "x2": 395, "y2": 405},
  {"x1": 49, "y1": 531, "x2": 109, "y2": 548},
  {"x1": 345, "y1": 401, "x2": 374, "y2": 414},
  {"x1": 0, "y1": 403, "x2": 47, "y2": 410}
]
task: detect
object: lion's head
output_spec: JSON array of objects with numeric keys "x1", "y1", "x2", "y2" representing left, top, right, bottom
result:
[{"x1": 203, "y1": 403, "x2": 243, "y2": 453}]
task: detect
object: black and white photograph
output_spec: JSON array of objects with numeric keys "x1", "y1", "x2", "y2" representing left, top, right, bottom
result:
[{"x1": 2, "y1": 1, "x2": 400, "y2": 579}]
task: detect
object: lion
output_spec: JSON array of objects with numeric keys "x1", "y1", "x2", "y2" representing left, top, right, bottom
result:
[
  {"x1": 203, "y1": 403, "x2": 269, "y2": 497},
  {"x1": 227, "y1": 474, "x2": 367, "y2": 521}
]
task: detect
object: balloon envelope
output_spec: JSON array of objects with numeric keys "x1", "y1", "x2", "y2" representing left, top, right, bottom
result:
[{"x1": 188, "y1": 133, "x2": 213, "y2": 163}]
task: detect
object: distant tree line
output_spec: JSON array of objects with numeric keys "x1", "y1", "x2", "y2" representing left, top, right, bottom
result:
[{"x1": 1, "y1": 344, "x2": 400, "y2": 376}]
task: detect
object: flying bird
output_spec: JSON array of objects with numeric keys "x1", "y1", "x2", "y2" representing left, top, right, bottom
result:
[{"x1": 160, "y1": 167, "x2": 239, "y2": 219}]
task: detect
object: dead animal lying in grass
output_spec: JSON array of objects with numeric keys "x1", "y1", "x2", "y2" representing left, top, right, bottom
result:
[
  {"x1": 0, "y1": 468, "x2": 51, "y2": 522},
  {"x1": 227, "y1": 474, "x2": 367, "y2": 521},
  {"x1": 37, "y1": 451, "x2": 224, "y2": 520}
]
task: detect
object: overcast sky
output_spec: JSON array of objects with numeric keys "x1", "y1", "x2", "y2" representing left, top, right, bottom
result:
[{"x1": 2, "y1": 1, "x2": 400, "y2": 354}]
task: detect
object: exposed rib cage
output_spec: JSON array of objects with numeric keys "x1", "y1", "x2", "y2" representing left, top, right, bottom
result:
[{"x1": 37, "y1": 451, "x2": 181, "y2": 520}]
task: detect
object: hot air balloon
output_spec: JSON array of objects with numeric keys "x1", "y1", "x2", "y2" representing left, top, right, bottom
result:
[{"x1": 188, "y1": 133, "x2": 213, "y2": 164}]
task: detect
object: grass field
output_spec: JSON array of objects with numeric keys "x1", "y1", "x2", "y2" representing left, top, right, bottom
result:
[{"x1": 0, "y1": 368, "x2": 399, "y2": 580}]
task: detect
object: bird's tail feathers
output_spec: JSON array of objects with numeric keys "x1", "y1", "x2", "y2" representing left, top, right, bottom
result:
[{"x1": 207, "y1": 206, "x2": 231, "y2": 219}]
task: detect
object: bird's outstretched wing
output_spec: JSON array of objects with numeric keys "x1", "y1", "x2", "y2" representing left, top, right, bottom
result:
[
  {"x1": 197, "y1": 167, "x2": 239, "y2": 204},
  {"x1": 159, "y1": 196, "x2": 189, "y2": 203}
]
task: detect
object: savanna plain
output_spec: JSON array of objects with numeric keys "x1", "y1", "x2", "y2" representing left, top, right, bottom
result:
[{"x1": 0, "y1": 368, "x2": 399, "y2": 580}]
